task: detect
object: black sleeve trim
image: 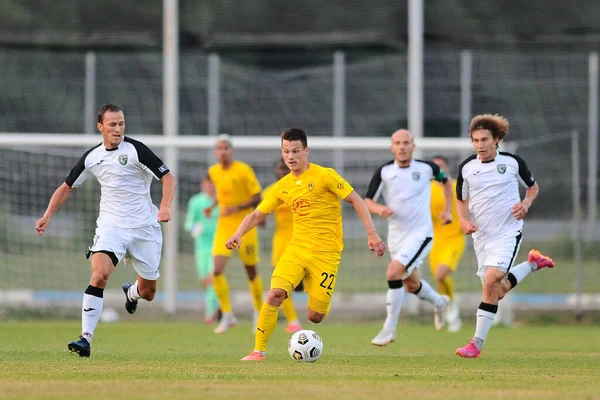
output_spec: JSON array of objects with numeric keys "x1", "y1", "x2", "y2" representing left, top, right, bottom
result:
[
  {"x1": 65, "y1": 143, "x2": 101, "y2": 187},
  {"x1": 125, "y1": 136, "x2": 170, "y2": 179},
  {"x1": 456, "y1": 154, "x2": 477, "y2": 201},
  {"x1": 416, "y1": 159, "x2": 447, "y2": 183},
  {"x1": 500, "y1": 152, "x2": 535, "y2": 187},
  {"x1": 365, "y1": 160, "x2": 393, "y2": 199}
]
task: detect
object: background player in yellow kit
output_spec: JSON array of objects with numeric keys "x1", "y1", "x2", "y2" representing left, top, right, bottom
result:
[
  {"x1": 225, "y1": 127, "x2": 387, "y2": 361},
  {"x1": 429, "y1": 155, "x2": 466, "y2": 332},
  {"x1": 261, "y1": 158, "x2": 303, "y2": 334},
  {"x1": 205, "y1": 134, "x2": 264, "y2": 334}
]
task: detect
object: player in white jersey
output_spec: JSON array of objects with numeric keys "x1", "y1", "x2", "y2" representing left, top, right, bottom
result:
[
  {"x1": 455, "y1": 114, "x2": 554, "y2": 358},
  {"x1": 365, "y1": 129, "x2": 453, "y2": 346},
  {"x1": 35, "y1": 104, "x2": 177, "y2": 357}
]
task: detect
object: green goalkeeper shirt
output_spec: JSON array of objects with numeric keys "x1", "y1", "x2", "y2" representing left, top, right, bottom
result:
[{"x1": 185, "y1": 193, "x2": 218, "y2": 249}]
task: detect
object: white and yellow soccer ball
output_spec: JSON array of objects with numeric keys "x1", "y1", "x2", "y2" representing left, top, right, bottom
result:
[{"x1": 288, "y1": 329, "x2": 324, "y2": 362}]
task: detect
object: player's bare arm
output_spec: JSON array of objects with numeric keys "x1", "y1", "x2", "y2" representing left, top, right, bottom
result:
[
  {"x1": 225, "y1": 209, "x2": 268, "y2": 249},
  {"x1": 222, "y1": 193, "x2": 262, "y2": 216},
  {"x1": 203, "y1": 197, "x2": 218, "y2": 217},
  {"x1": 35, "y1": 182, "x2": 74, "y2": 236},
  {"x1": 456, "y1": 199, "x2": 477, "y2": 234},
  {"x1": 512, "y1": 181, "x2": 539, "y2": 221},
  {"x1": 364, "y1": 198, "x2": 394, "y2": 219},
  {"x1": 439, "y1": 178, "x2": 454, "y2": 225},
  {"x1": 158, "y1": 172, "x2": 177, "y2": 222},
  {"x1": 344, "y1": 191, "x2": 387, "y2": 257}
]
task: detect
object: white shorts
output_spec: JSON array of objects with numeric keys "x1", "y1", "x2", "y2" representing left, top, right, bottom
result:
[
  {"x1": 474, "y1": 231, "x2": 523, "y2": 284},
  {"x1": 388, "y1": 234, "x2": 433, "y2": 279},
  {"x1": 88, "y1": 224, "x2": 163, "y2": 281}
]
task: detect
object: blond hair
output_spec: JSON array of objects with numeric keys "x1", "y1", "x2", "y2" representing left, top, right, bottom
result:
[{"x1": 469, "y1": 114, "x2": 510, "y2": 145}]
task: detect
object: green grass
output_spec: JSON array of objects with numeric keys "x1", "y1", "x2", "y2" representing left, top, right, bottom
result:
[{"x1": 0, "y1": 321, "x2": 599, "y2": 399}]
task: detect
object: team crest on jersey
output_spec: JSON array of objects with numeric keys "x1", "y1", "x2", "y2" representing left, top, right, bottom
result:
[
  {"x1": 118, "y1": 154, "x2": 128, "y2": 166},
  {"x1": 497, "y1": 164, "x2": 506, "y2": 174},
  {"x1": 412, "y1": 172, "x2": 420, "y2": 180},
  {"x1": 307, "y1": 182, "x2": 314, "y2": 191}
]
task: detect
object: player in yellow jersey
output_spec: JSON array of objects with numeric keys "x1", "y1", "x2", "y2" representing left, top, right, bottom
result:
[
  {"x1": 429, "y1": 155, "x2": 466, "y2": 332},
  {"x1": 225, "y1": 127, "x2": 387, "y2": 361},
  {"x1": 204, "y1": 134, "x2": 264, "y2": 334},
  {"x1": 261, "y1": 158, "x2": 303, "y2": 334}
]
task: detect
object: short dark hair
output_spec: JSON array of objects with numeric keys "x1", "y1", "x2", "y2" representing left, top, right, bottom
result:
[
  {"x1": 281, "y1": 127, "x2": 308, "y2": 148},
  {"x1": 98, "y1": 104, "x2": 123, "y2": 123},
  {"x1": 431, "y1": 155, "x2": 449, "y2": 164}
]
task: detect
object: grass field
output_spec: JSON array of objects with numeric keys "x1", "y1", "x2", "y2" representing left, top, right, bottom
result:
[{"x1": 1, "y1": 321, "x2": 599, "y2": 399}]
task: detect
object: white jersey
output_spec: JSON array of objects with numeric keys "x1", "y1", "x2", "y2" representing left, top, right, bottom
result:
[
  {"x1": 365, "y1": 159, "x2": 447, "y2": 238},
  {"x1": 457, "y1": 151, "x2": 535, "y2": 240},
  {"x1": 65, "y1": 136, "x2": 170, "y2": 229}
]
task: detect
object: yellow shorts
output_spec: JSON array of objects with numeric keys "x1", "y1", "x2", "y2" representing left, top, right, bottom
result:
[
  {"x1": 429, "y1": 234, "x2": 466, "y2": 273},
  {"x1": 212, "y1": 221, "x2": 260, "y2": 266},
  {"x1": 271, "y1": 231, "x2": 292, "y2": 267},
  {"x1": 271, "y1": 245, "x2": 341, "y2": 315}
]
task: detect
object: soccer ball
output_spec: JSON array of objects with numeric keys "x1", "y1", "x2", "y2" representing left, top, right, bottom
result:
[{"x1": 288, "y1": 329, "x2": 323, "y2": 362}]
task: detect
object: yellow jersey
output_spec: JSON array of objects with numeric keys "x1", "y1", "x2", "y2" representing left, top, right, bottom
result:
[
  {"x1": 258, "y1": 163, "x2": 354, "y2": 252},
  {"x1": 208, "y1": 161, "x2": 262, "y2": 221},
  {"x1": 430, "y1": 180, "x2": 462, "y2": 239},
  {"x1": 263, "y1": 182, "x2": 293, "y2": 237}
]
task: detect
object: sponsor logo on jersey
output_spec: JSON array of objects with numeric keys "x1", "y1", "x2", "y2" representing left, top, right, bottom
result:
[
  {"x1": 291, "y1": 199, "x2": 311, "y2": 216},
  {"x1": 497, "y1": 164, "x2": 506, "y2": 174},
  {"x1": 337, "y1": 181, "x2": 345, "y2": 189},
  {"x1": 159, "y1": 164, "x2": 169, "y2": 173}
]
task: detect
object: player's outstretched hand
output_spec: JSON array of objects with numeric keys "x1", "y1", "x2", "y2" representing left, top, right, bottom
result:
[
  {"x1": 378, "y1": 206, "x2": 394, "y2": 219},
  {"x1": 367, "y1": 231, "x2": 387, "y2": 257},
  {"x1": 460, "y1": 219, "x2": 478, "y2": 235},
  {"x1": 225, "y1": 235, "x2": 242, "y2": 250},
  {"x1": 439, "y1": 210, "x2": 453, "y2": 225},
  {"x1": 512, "y1": 200, "x2": 530, "y2": 221},
  {"x1": 158, "y1": 206, "x2": 172, "y2": 222},
  {"x1": 35, "y1": 215, "x2": 50, "y2": 236}
]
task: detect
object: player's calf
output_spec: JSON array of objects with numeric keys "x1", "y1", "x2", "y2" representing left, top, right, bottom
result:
[{"x1": 307, "y1": 310, "x2": 325, "y2": 324}]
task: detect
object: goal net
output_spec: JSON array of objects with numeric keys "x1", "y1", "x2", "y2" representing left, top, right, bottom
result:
[{"x1": 0, "y1": 133, "x2": 519, "y2": 315}]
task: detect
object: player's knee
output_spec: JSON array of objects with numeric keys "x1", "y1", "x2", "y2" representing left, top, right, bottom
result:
[
  {"x1": 245, "y1": 265, "x2": 257, "y2": 280},
  {"x1": 386, "y1": 263, "x2": 405, "y2": 281},
  {"x1": 308, "y1": 311, "x2": 325, "y2": 324},
  {"x1": 435, "y1": 267, "x2": 448, "y2": 282},
  {"x1": 266, "y1": 288, "x2": 286, "y2": 306},
  {"x1": 90, "y1": 270, "x2": 111, "y2": 287}
]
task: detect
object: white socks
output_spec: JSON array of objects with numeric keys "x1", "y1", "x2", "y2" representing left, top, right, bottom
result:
[
  {"x1": 507, "y1": 261, "x2": 536, "y2": 288},
  {"x1": 414, "y1": 280, "x2": 444, "y2": 306},
  {"x1": 382, "y1": 281, "x2": 405, "y2": 332},
  {"x1": 473, "y1": 302, "x2": 498, "y2": 350},
  {"x1": 82, "y1": 285, "x2": 104, "y2": 343},
  {"x1": 127, "y1": 281, "x2": 142, "y2": 302}
]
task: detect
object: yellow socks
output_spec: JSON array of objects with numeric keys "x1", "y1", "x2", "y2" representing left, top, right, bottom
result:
[
  {"x1": 281, "y1": 296, "x2": 298, "y2": 324},
  {"x1": 249, "y1": 276, "x2": 264, "y2": 311},
  {"x1": 212, "y1": 274, "x2": 232, "y2": 313},
  {"x1": 254, "y1": 302, "x2": 279, "y2": 352}
]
